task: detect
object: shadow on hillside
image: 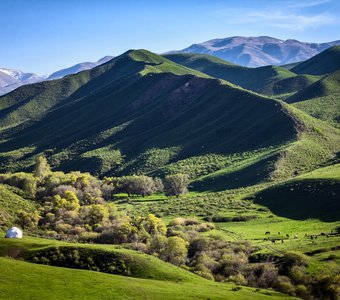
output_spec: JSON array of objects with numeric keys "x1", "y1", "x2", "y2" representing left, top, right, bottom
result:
[
  {"x1": 254, "y1": 179, "x2": 340, "y2": 222},
  {"x1": 191, "y1": 154, "x2": 278, "y2": 192}
]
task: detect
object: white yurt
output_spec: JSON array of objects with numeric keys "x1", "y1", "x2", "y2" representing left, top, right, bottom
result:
[{"x1": 5, "y1": 227, "x2": 23, "y2": 238}]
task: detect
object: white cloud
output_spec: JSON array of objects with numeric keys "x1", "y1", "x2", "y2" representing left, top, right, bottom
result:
[
  {"x1": 234, "y1": 10, "x2": 336, "y2": 31},
  {"x1": 285, "y1": 0, "x2": 332, "y2": 9},
  {"x1": 209, "y1": 0, "x2": 337, "y2": 32}
]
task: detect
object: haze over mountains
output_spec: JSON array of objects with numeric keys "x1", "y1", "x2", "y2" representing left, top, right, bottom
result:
[
  {"x1": 0, "y1": 56, "x2": 113, "y2": 96},
  {"x1": 176, "y1": 36, "x2": 340, "y2": 67},
  {"x1": 47, "y1": 56, "x2": 114, "y2": 80},
  {"x1": 0, "y1": 68, "x2": 44, "y2": 96}
]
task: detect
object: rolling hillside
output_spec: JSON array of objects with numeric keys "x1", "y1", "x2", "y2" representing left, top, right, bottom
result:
[
  {"x1": 0, "y1": 50, "x2": 301, "y2": 181},
  {"x1": 287, "y1": 70, "x2": 340, "y2": 127},
  {"x1": 164, "y1": 53, "x2": 298, "y2": 96},
  {"x1": 165, "y1": 49, "x2": 340, "y2": 130},
  {"x1": 164, "y1": 53, "x2": 320, "y2": 97},
  {"x1": 287, "y1": 70, "x2": 340, "y2": 103},
  {"x1": 291, "y1": 46, "x2": 340, "y2": 75},
  {"x1": 0, "y1": 236, "x2": 293, "y2": 300}
]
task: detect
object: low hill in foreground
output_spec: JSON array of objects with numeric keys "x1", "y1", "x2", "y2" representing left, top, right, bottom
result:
[{"x1": 0, "y1": 237, "x2": 291, "y2": 300}]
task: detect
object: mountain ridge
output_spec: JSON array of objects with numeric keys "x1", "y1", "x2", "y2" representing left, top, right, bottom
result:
[{"x1": 174, "y1": 36, "x2": 340, "y2": 67}]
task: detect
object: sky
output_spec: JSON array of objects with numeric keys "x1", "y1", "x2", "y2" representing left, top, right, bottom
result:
[{"x1": 1, "y1": 0, "x2": 339, "y2": 75}]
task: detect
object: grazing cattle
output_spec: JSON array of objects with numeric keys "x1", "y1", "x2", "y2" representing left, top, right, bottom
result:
[
  {"x1": 294, "y1": 235, "x2": 298, "y2": 239},
  {"x1": 265, "y1": 231, "x2": 270, "y2": 235},
  {"x1": 320, "y1": 233, "x2": 326, "y2": 236},
  {"x1": 278, "y1": 232, "x2": 281, "y2": 235},
  {"x1": 263, "y1": 238, "x2": 268, "y2": 241},
  {"x1": 272, "y1": 240, "x2": 276, "y2": 244},
  {"x1": 281, "y1": 239, "x2": 284, "y2": 243},
  {"x1": 286, "y1": 234, "x2": 290, "y2": 238}
]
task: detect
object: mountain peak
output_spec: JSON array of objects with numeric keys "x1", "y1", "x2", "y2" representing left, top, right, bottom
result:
[{"x1": 175, "y1": 36, "x2": 340, "y2": 67}]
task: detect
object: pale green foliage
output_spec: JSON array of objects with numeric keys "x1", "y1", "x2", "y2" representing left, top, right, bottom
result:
[
  {"x1": 34, "y1": 155, "x2": 51, "y2": 179},
  {"x1": 164, "y1": 174, "x2": 189, "y2": 197},
  {"x1": 16, "y1": 210, "x2": 40, "y2": 229}
]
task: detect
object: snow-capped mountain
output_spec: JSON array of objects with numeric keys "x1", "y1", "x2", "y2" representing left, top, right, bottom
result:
[
  {"x1": 174, "y1": 36, "x2": 340, "y2": 67},
  {"x1": 47, "y1": 56, "x2": 114, "y2": 80},
  {"x1": 0, "y1": 68, "x2": 44, "y2": 96},
  {"x1": 0, "y1": 56, "x2": 114, "y2": 96}
]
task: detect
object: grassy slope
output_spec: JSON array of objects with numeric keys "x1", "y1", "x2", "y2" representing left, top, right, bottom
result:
[
  {"x1": 0, "y1": 184, "x2": 35, "y2": 226},
  {"x1": 287, "y1": 70, "x2": 340, "y2": 103},
  {"x1": 0, "y1": 258, "x2": 292, "y2": 300},
  {"x1": 269, "y1": 104, "x2": 340, "y2": 180},
  {"x1": 0, "y1": 237, "x2": 292, "y2": 300},
  {"x1": 253, "y1": 164, "x2": 340, "y2": 221},
  {"x1": 189, "y1": 102, "x2": 340, "y2": 191},
  {"x1": 292, "y1": 93, "x2": 340, "y2": 128},
  {"x1": 0, "y1": 236, "x2": 200, "y2": 282},
  {"x1": 164, "y1": 53, "x2": 299, "y2": 96},
  {"x1": 291, "y1": 46, "x2": 340, "y2": 75}
]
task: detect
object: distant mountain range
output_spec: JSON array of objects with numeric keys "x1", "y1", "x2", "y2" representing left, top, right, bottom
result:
[
  {"x1": 0, "y1": 68, "x2": 44, "y2": 96},
  {"x1": 47, "y1": 56, "x2": 114, "y2": 80},
  {"x1": 0, "y1": 56, "x2": 113, "y2": 96},
  {"x1": 174, "y1": 36, "x2": 340, "y2": 67}
]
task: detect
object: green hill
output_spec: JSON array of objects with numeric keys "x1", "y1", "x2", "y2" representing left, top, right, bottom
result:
[
  {"x1": 253, "y1": 164, "x2": 340, "y2": 221},
  {"x1": 287, "y1": 70, "x2": 340, "y2": 103},
  {"x1": 0, "y1": 257, "x2": 291, "y2": 300},
  {"x1": 286, "y1": 70, "x2": 340, "y2": 127},
  {"x1": 292, "y1": 93, "x2": 340, "y2": 128},
  {"x1": 164, "y1": 53, "x2": 298, "y2": 95},
  {"x1": 291, "y1": 46, "x2": 340, "y2": 75},
  {"x1": 271, "y1": 74, "x2": 320, "y2": 96},
  {"x1": 0, "y1": 50, "x2": 298, "y2": 181},
  {"x1": 0, "y1": 237, "x2": 291, "y2": 300}
]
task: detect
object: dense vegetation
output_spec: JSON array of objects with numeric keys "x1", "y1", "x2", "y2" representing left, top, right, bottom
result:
[{"x1": 1, "y1": 156, "x2": 339, "y2": 299}]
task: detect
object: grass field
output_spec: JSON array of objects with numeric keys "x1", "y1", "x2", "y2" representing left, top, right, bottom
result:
[{"x1": 0, "y1": 237, "x2": 295, "y2": 300}]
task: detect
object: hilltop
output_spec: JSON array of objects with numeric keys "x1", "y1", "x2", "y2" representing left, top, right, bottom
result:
[{"x1": 291, "y1": 46, "x2": 340, "y2": 75}]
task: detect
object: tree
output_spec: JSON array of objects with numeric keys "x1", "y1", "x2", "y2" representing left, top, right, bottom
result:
[
  {"x1": 16, "y1": 210, "x2": 40, "y2": 229},
  {"x1": 164, "y1": 174, "x2": 189, "y2": 197},
  {"x1": 85, "y1": 204, "x2": 109, "y2": 226},
  {"x1": 122, "y1": 175, "x2": 157, "y2": 197},
  {"x1": 165, "y1": 236, "x2": 188, "y2": 266},
  {"x1": 153, "y1": 177, "x2": 164, "y2": 193},
  {"x1": 34, "y1": 155, "x2": 51, "y2": 179},
  {"x1": 64, "y1": 190, "x2": 80, "y2": 211}
]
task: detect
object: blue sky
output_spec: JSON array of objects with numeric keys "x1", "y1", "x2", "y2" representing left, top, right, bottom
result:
[{"x1": 1, "y1": 0, "x2": 339, "y2": 75}]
